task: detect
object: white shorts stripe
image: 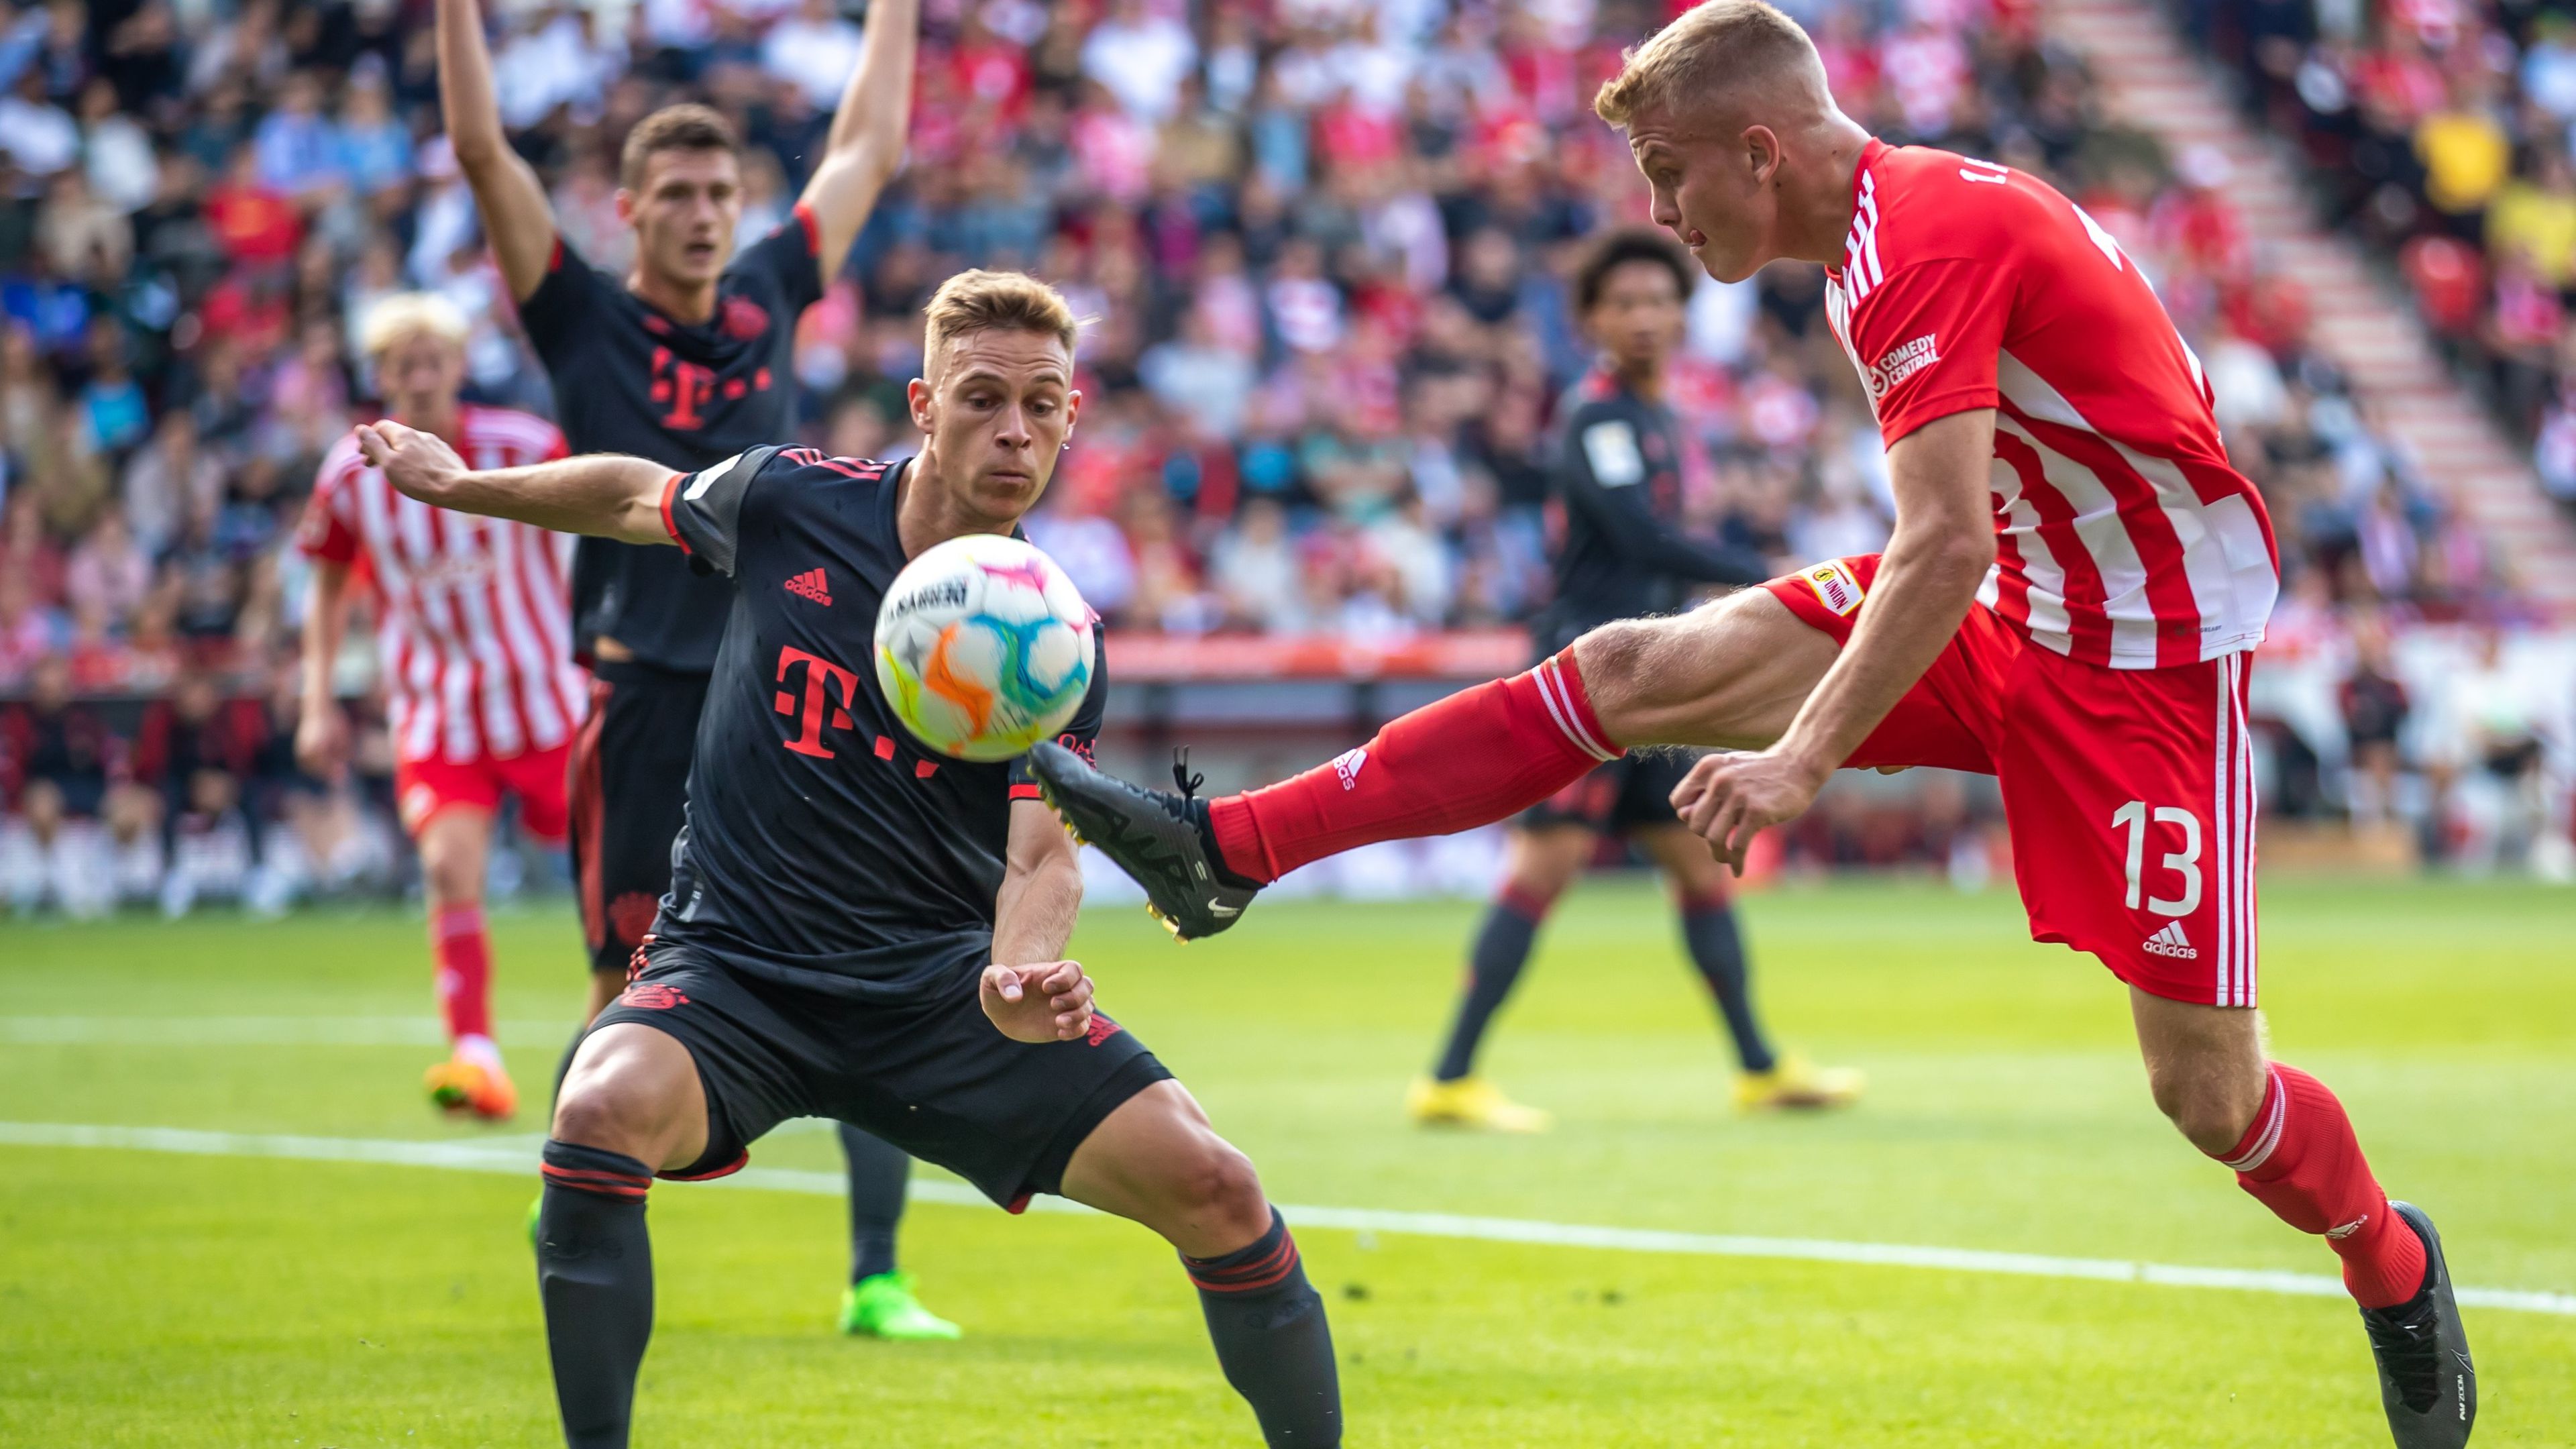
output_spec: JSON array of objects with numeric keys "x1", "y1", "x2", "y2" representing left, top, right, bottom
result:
[
  {"x1": 2233, "y1": 659, "x2": 2258, "y2": 1006},
  {"x1": 2211, "y1": 655, "x2": 2233, "y2": 1005}
]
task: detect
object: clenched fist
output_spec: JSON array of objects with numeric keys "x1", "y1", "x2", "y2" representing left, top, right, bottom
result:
[{"x1": 354, "y1": 421, "x2": 470, "y2": 505}]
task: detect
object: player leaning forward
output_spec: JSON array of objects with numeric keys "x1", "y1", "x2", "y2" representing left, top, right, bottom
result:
[
  {"x1": 1034, "y1": 4, "x2": 2471, "y2": 1444},
  {"x1": 355, "y1": 272, "x2": 1341, "y2": 1449}
]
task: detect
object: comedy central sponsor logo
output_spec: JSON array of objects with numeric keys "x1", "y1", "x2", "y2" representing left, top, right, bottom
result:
[{"x1": 1864, "y1": 333, "x2": 1940, "y2": 398}]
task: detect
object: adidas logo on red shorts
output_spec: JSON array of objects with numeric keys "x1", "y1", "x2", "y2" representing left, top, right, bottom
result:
[{"x1": 2142, "y1": 920, "x2": 2198, "y2": 959}]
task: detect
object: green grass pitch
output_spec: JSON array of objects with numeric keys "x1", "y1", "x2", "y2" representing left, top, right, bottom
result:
[{"x1": 3, "y1": 877, "x2": 2571, "y2": 1446}]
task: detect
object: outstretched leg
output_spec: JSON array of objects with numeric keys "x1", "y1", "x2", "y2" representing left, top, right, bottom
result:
[
  {"x1": 1062, "y1": 1080, "x2": 1338, "y2": 1446},
  {"x1": 1212, "y1": 594, "x2": 1837, "y2": 883},
  {"x1": 1032, "y1": 592, "x2": 1839, "y2": 938},
  {"x1": 537, "y1": 1023, "x2": 708, "y2": 1449}
]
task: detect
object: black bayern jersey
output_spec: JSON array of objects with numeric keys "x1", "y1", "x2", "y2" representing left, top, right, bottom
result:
[
  {"x1": 650, "y1": 446, "x2": 1108, "y2": 1002},
  {"x1": 1538, "y1": 371, "x2": 1768, "y2": 653},
  {"x1": 519, "y1": 205, "x2": 826, "y2": 672}
]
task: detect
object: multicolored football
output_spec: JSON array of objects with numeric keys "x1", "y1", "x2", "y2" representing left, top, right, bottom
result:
[{"x1": 873, "y1": 533, "x2": 1094, "y2": 762}]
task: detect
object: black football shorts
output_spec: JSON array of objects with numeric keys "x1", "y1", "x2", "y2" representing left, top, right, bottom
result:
[
  {"x1": 568, "y1": 660, "x2": 710, "y2": 977},
  {"x1": 586, "y1": 941, "x2": 1172, "y2": 1209}
]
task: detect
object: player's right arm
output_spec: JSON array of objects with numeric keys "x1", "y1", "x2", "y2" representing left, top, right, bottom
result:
[
  {"x1": 294, "y1": 557, "x2": 354, "y2": 783},
  {"x1": 1558, "y1": 404, "x2": 1768, "y2": 585},
  {"x1": 356, "y1": 421, "x2": 674, "y2": 545},
  {"x1": 436, "y1": 0, "x2": 556, "y2": 303}
]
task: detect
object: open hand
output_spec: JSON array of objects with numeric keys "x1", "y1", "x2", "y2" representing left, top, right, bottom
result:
[
  {"x1": 354, "y1": 421, "x2": 468, "y2": 504},
  {"x1": 979, "y1": 961, "x2": 1095, "y2": 1043},
  {"x1": 1670, "y1": 747, "x2": 1829, "y2": 875}
]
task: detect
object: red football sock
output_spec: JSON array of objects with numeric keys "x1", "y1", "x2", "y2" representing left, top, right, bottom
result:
[
  {"x1": 431, "y1": 904, "x2": 495, "y2": 1046},
  {"x1": 1209, "y1": 649, "x2": 1620, "y2": 881},
  {"x1": 2217, "y1": 1063, "x2": 2426, "y2": 1308}
]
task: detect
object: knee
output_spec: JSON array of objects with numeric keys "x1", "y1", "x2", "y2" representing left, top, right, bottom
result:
[
  {"x1": 1172, "y1": 1136, "x2": 1271, "y2": 1239},
  {"x1": 419, "y1": 845, "x2": 482, "y2": 908},
  {"x1": 1570, "y1": 619, "x2": 1659, "y2": 726},
  {"x1": 551, "y1": 1073, "x2": 678, "y2": 1164},
  {"x1": 2147, "y1": 1064, "x2": 2264, "y2": 1157}
]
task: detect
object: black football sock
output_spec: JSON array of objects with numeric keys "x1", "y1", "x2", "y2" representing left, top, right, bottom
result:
[
  {"x1": 837, "y1": 1122, "x2": 910, "y2": 1283},
  {"x1": 1431, "y1": 888, "x2": 1548, "y2": 1082},
  {"x1": 1182, "y1": 1208, "x2": 1341, "y2": 1447},
  {"x1": 536, "y1": 1140, "x2": 655, "y2": 1449},
  {"x1": 1681, "y1": 899, "x2": 1776, "y2": 1073}
]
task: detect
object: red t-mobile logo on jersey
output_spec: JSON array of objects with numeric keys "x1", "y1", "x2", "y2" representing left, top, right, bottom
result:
[
  {"x1": 771, "y1": 645, "x2": 943, "y2": 778},
  {"x1": 649, "y1": 347, "x2": 717, "y2": 429},
  {"x1": 774, "y1": 646, "x2": 861, "y2": 757}
]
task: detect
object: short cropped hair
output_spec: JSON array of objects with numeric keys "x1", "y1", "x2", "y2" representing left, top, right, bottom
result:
[
  {"x1": 1574, "y1": 227, "x2": 1694, "y2": 313},
  {"x1": 923, "y1": 270, "x2": 1080, "y2": 365},
  {"x1": 1594, "y1": 0, "x2": 1821, "y2": 127},
  {"x1": 619, "y1": 103, "x2": 741, "y2": 191},
  {"x1": 360, "y1": 292, "x2": 470, "y2": 358}
]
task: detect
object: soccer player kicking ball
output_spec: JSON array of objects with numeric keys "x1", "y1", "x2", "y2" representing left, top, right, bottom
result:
[
  {"x1": 356, "y1": 272, "x2": 1341, "y2": 1449},
  {"x1": 435, "y1": 0, "x2": 949, "y2": 1337},
  {"x1": 1034, "y1": 5, "x2": 2472, "y2": 1442},
  {"x1": 1413, "y1": 227, "x2": 1859, "y2": 1133},
  {"x1": 297, "y1": 294, "x2": 587, "y2": 1122}
]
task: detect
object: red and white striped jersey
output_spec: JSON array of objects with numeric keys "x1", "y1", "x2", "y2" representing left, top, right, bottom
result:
[
  {"x1": 1823, "y1": 140, "x2": 2279, "y2": 669},
  {"x1": 301, "y1": 405, "x2": 586, "y2": 764}
]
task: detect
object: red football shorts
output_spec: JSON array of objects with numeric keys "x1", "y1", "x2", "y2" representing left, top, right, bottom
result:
[
  {"x1": 394, "y1": 741, "x2": 574, "y2": 847},
  {"x1": 1764, "y1": 555, "x2": 2259, "y2": 1007}
]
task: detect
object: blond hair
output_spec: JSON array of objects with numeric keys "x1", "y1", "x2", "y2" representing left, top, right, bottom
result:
[
  {"x1": 360, "y1": 292, "x2": 470, "y2": 358},
  {"x1": 1594, "y1": 0, "x2": 1823, "y2": 127},
  {"x1": 923, "y1": 270, "x2": 1080, "y2": 365}
]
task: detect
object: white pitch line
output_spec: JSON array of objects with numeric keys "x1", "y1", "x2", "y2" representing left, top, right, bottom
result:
[
  {"x1": 0, "y1": 1016, "x2": 576, "y2": 1047},
  {"x1": 7, "y1": 1121, "x2": 2573, "y2": 1319}
]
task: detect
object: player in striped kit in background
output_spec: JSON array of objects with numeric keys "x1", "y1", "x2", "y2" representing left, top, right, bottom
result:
[{"x1": 297, "y1": 294, "x2": 586, "y2": 1120}]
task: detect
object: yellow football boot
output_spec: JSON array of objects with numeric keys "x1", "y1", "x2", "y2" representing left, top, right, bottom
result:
[
  {"x1": 1733, "y1": 1053, "x2": 1864, "y2": 1112},
  {"x1": 1405, "y1": 1075, "x2": 1554, "y2": 1132}
]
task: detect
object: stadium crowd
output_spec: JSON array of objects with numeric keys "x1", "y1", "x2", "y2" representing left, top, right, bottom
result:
[
  {"x1": 0, "y1": 0, "x2": 2563, "y2": 912},
  {"x1": 2194, "y1": 0, "x2": 2576, "y2": 516}
]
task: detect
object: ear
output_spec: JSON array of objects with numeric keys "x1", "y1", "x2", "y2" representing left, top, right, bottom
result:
[
  {"x1": 906, "y1": 377, "x2": 934, "y2": 434},
  {"x1": 614, "y1": 189, "x2": 636, "y2": 227},
  {"x1": 1743, "y1": 124, "x2": 1783, "y2": 187},
  {"x1": 1062, "y1": 387, "x2": 1083, "y2": 437}
]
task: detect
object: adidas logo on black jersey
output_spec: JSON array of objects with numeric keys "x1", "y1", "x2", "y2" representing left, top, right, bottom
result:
[{"x1": 784, "y1": 568, "x2": 832, "y2": 606}]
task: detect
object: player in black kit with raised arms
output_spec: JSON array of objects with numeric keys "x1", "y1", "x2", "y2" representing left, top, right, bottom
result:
[
  {"x1": 1407, "y1": 230, "x2": 1862, "y2": 1132},
  {"x1": 435, "y1": 0, "x2": 951, "y2": 1336},
  {"x1": 355, "y1": 272, "x2": 1341, "y2": 1449}
]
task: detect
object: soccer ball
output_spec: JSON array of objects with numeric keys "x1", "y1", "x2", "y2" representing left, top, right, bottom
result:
[{"x1": 873, "y1": 533, "x2": 1094, "y2": 762}]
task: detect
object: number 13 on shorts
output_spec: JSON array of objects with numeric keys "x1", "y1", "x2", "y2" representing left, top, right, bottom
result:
[{"x1": 2112, "y1": 800, "x2": 2200, "y2": 916}]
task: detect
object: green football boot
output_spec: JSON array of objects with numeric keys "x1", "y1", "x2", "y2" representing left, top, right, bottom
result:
[{"x1": 839, "y1": 1273, "x2": 961, "y2": 1340}]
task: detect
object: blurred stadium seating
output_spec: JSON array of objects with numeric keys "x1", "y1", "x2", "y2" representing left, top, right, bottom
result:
[{"x1": 0, "y1": 0, "x2": 2566, "y2": 912}]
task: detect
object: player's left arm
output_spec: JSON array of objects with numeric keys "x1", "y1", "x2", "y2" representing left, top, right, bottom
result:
[
  {"x1": 979, "y1": 800, "x2": 1094, "y2": 1044},
  {"x1": 797, "y1": 0, "x2": 920, "y2": 290},
  {"x1": 354, "y1": 421, "x2": 674, "y2": 545},
  {"x1": 1672, "y1": 251, "x2": 2011, "y2": 869}
]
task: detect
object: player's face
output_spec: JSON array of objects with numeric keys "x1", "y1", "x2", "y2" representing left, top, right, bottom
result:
[
  {"x1": 620, "y1": 148, "x2": 744, "y2": 291},
  {"x1": 1587, "y1": 260, "x2": 1683, "y2": 372},
  {"x1": 1627, "y1": 105, "x2": 1778, "y2": 285},
  {"x1": 910, "y1": 329, "x2": 1082, "y2": 527},
  {"x1": 376, "y1": 333, "x2": 465, "y2": 425}
]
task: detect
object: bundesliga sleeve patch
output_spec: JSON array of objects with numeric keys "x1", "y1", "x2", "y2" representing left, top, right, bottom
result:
[
  {"x1": 1799, "y1": 561, "x2": 1866, "y2": 617},
  {"x1": 1580, "y1": 420, "x2": 1646, "y2": 487}
]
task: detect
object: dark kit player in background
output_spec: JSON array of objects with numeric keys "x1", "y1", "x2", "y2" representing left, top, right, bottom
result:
[
  {"x1": 435, "y1": 0, "x2": 954, "y2": 1337},
  {"x1": 1409, "y1": 229, "x2": 1861, "y2": 1134},
  {"x1": 355, "y1": 272, "x2": 1341, "y2": 1449}
]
